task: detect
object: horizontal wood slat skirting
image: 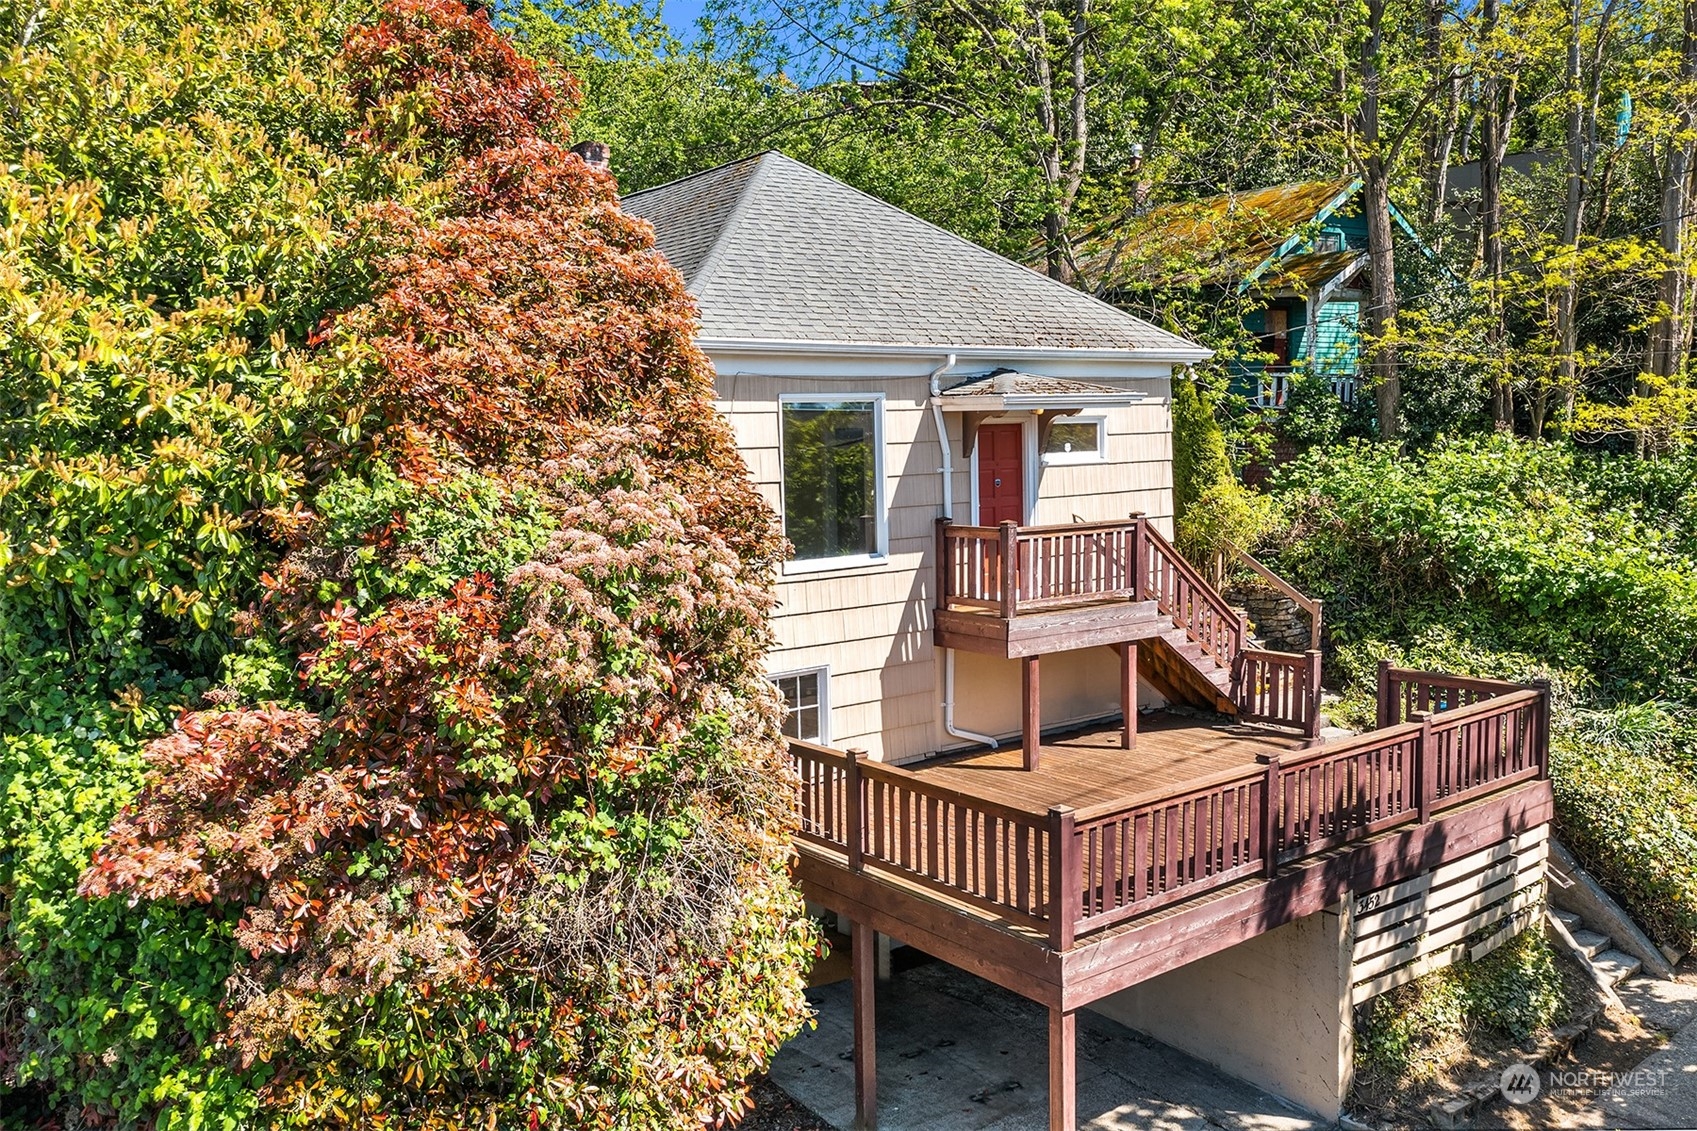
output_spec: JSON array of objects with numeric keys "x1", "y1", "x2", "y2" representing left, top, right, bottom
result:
[{"x1": 1349, "y1": 824, "x2": 1550, "y2": 1003}]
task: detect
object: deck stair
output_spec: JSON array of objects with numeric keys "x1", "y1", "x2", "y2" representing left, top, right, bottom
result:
[
  {"x1": 934, "y1": 515, "x2": 1326, "y2": 738},
  {"x1": 1554, "y1": 908, "x2": 1644, "y2": 989}
]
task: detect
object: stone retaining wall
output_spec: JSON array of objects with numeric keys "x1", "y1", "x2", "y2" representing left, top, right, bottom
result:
[{"x1": 1226, "y1": 581, "x2": 1315, "y2": 653}]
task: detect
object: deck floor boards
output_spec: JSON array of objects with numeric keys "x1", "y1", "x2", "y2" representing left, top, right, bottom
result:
[{"x1": 904, "y1": 712, "x2": 1309, "y2": 813}]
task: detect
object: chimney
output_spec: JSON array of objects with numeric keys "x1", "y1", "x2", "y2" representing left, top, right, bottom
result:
[{"x1": 571, "y1": 140, "x2": 610, "y2": 172}]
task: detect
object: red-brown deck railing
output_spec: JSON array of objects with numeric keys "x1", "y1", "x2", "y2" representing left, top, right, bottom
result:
[
  {"x1": 1233, "y1": 648, "x2": 1324, "y2": 737},
  {"x1": 792, "y1": 739, "x2": 1055, "y2": 935},
  {"x1": 1141, "y1": 521, "x2": 1244, "y2": 667},
  {"x1": 1375, "y1": 662, "x2": 1538, "y2": 728},
  {"x1": 935, "y1": 518, "x2": 1142, "y2": 616},
  {"x1": 791, "y1": 667, "x2": 1549, "y2": 951},
  {"x1": 936, "y1": 515, "x2": 1245, "y2": 666}
]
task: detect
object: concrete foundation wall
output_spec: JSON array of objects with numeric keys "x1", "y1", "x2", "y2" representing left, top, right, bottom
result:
[{"x1": 1088, "y1": 902, "x2": 1355, "y2": 1118}]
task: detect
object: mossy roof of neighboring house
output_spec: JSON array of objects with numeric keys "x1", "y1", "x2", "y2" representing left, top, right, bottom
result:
[
  {"x1": 1078, "y1": 177, "x2": 1425, "y2": 294},
  {"x1": 1258, "y1": 248, "x2": 1368, "y2": 291}
]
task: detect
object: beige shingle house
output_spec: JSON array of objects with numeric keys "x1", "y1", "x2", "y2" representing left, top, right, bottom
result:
[
  {"x1": 626, "y1": 152, "x2": 1213, "y2": 765},
  {"x1": 624, "y1": 153, "x2": 1554, "y2": 1131}
]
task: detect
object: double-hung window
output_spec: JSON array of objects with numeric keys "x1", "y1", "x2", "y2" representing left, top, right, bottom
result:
[
  {"x1": 779, "y1": 395, "x2": 886, "y2": 568},
  {"x1": 769, "y1": 668, "x2": 828, "y2": 743}
]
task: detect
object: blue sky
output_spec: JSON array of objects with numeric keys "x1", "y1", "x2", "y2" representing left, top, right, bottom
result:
[{"x1": 659, "y1": 0, "x2": 710, "y2": 35}]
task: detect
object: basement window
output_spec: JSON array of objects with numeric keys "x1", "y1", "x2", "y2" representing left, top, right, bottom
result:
[
  {"x1": 1041, "y1": 417, "x2": 1106, "y2": 465},
  {"x1": 769, "y1": 668, "x2": 828, "y2": 743}
]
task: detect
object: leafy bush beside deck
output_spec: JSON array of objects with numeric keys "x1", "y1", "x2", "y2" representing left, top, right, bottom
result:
[
  {"x1": 1264, "y1": 437, "x2": 1697, "y2": 953},
  {"x1": 1355, "y1": 927, "x2": 1571, "y2": 1083}
]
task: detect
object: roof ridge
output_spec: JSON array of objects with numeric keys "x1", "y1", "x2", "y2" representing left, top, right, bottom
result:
[{"x1": 619, "y1": 150, "x2": 768, "y2": 205}]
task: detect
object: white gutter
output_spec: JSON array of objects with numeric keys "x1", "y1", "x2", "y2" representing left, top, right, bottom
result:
[{"x1": 928, "y1": 353, "x2": 999, "y2": 751}]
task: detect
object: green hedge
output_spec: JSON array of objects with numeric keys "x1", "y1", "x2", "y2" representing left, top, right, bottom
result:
[
  {"x1": 1551, "y1": 732, "x2": 1697, "y2": 952},
  {"x1": 1268, "y1": 436, "x2": 1697, "y2": 698}
]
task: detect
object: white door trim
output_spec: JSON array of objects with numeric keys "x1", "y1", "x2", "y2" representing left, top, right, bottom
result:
[{"x1": 967, "y1": 414, "x2": 1037, "y2": 525}]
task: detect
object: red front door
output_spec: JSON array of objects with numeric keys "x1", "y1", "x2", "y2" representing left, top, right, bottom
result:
[{"x1": 976, "y1": 423, "x2": 1025, "y2": 525}]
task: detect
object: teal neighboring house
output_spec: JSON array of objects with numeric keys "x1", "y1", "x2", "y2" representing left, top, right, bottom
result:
[{"x1": 1083, "y1": 177, "x2": 1431, "y2": 410}]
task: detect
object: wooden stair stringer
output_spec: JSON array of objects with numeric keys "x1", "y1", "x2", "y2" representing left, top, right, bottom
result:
[{"x1": 1135, "y1": 635, "x2": 1237, "y2": 715}]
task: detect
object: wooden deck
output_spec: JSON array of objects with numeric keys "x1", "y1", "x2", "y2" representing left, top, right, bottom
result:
[
  {"x1": 933, "y1": 599, "x2": 1171, "y2": 657},
  {"x1": 905, "y1": 713, "x2": 1308, "y2": 812},
  {"x1": 792, "y1": 667, "x2": 1551, "y2": 952},
  {"x1": 932, "y1": 515, "x2": 1325, "y2": 773},
  {"x1": 794, "y1": 667, "x2": 1556, "y2": 1131}
]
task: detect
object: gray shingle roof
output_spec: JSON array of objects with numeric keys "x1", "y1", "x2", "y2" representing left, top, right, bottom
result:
[
  {"x1": 940, "y1": 370, "x2": 1131, "y2": 398},
  {"x1": 623, "y1": 153, "x2": 1209, "y2": 357}
]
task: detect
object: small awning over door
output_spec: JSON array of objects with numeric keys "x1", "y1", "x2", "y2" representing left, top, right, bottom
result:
[{"x1": 935, "y1": 369, "x2": 1147, "y2": 457}]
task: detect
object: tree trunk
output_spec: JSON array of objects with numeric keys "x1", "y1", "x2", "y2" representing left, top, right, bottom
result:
[
  {"x1": 1647, "y1": 0, "x2": 1697, "y2": 389},
  {"x1": 1480, "y1": 0, "x2": 1519, "y2": 430},
  {"x1": 1365, "y1": 162, "x2": 1401, "y2": 440},
  {"x1": 1033, "y1": 0, "x2": 1090, "y2": 283},
  {"x1": 1358, "y1": 0, "x2": 1401, "y2": 440},
  {"x1": 1554, "y1": 0, "x2": 1588, "y2": 430},
  {"x1": 1033, "y1": 14, "x2": 1067, "y2": 282},
  {"x1": 1424, "y1": 0, "x2": 1462, "y2": 234}
]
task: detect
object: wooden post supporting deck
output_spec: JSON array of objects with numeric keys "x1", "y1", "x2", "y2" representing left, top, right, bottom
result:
[
  {"x1": 851, "y1": 919, "x2": 877, "y2": 1130},
  {"x1": 1413, "y1": 711, "x2": 1435, "y2": 824},
  {"x1": 1120, "y1": 642, "x2": 1138, "y2": 749},
  {"x1": 934, "y1": 518, "x2": 950, "y2": 611},
  {"x1": 1128, "y1": 512, "x2": 1147, "y2": 600},
  {"x1": 1022, "y1": 655, "x2": 1041, "y2": 770},
  {"x1": 998, "y1": 520, "x2": 1019, "y2": 619},
  {"x1": 1048, "y1": 1007, "x2": 1076, "y2": 1131},
  {"x1": 1376, "y1": 658, "x2": 1395, "y2": 729}
]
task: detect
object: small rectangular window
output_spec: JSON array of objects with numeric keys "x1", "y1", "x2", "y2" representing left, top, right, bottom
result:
[
  {"x1": 770, "y1": 669, "x2": 828, "y2": 743},
  {"x1": 780, "y1": 398, "x2": 884, "y2": 565},
  {"x1": 1041, "y1": 417, "x2": 1105, "y2": 464}
]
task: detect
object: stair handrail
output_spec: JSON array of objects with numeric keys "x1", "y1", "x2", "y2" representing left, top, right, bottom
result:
[
  {"x1": 1137, "y1": 518, "x2": 1245, "y2": 667},
  {"x1": 1212, "y1": 540, "x2": 1323, "y2": 652}
]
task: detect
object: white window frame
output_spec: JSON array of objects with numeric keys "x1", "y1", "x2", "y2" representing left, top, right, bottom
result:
[
  {"x1": 768, "y1": 666, "x2": 830, "y2": 744},
  {"x1": 1039, "y1": 414, "x2": 1108, "y2": 466},
  {"x1": 777, "y1": 392, "x2": 888, "y2": 575}
]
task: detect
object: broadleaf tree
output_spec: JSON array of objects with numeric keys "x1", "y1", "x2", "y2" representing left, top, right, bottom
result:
[{"x1": 1, "y1": 0, "x2": 816, "y2": 1126}]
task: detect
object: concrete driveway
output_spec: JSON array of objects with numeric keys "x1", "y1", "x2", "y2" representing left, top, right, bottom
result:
[{"x1": 771, "y1": 958, "x2": 1328, "y2": 1131}]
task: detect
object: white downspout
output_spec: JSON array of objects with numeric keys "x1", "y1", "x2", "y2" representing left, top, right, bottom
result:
[
  {"x1": 929, "y1": 354, "x2": 999, "y2": 750},
  {"x1": 928, "y1": 353, "x2": 958, "y2": 521}
]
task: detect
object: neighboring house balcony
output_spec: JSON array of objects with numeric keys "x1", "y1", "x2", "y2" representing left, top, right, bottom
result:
[
  {"x1": 788, "y1": 665, "x2": 1553, "y2": 1130},
  {"x1": 1251, "y1": 364, "x2": 1361, "y2": 410}
]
